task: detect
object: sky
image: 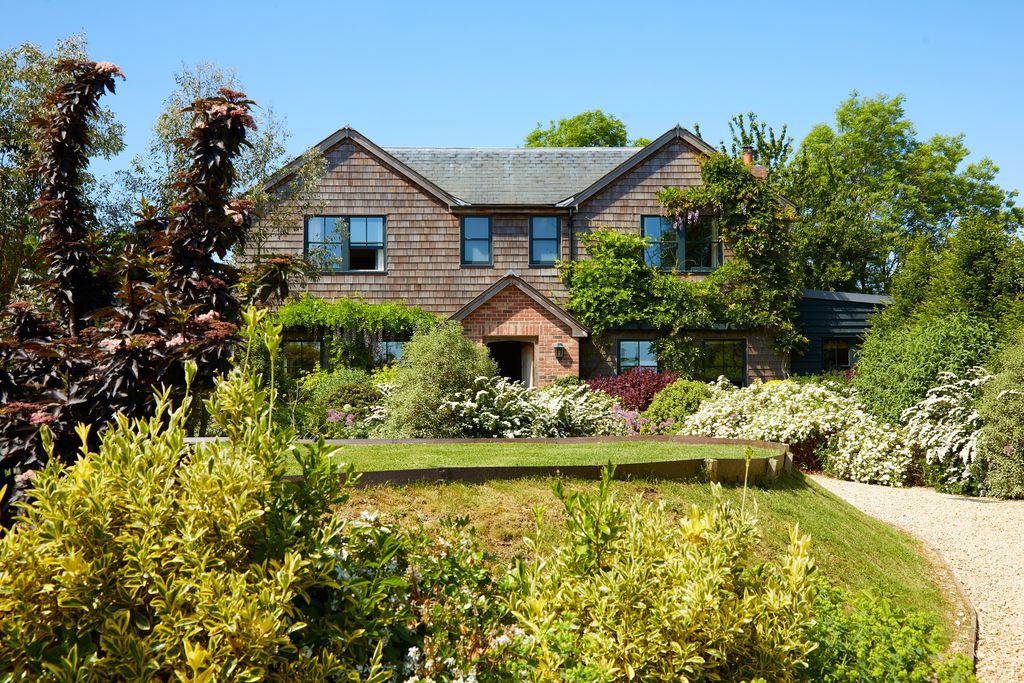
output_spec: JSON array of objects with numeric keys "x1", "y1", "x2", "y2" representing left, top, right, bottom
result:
[{"x1": 4, "y1": 0, "x2": 1023, "y2": 204}]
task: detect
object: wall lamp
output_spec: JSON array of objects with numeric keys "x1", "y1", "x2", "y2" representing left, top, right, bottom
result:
[{"x1": 554, "y1": 342, "x2": 566, "y2": 360}]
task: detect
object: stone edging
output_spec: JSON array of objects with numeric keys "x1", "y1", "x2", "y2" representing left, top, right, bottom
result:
[{"x1": 920, "y1": 538, "x2": 980, "y2": 669}]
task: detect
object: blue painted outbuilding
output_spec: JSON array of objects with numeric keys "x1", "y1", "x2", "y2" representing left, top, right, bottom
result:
[{"x1": 791, "y1": 289, "x2": 891, "y2": 375}]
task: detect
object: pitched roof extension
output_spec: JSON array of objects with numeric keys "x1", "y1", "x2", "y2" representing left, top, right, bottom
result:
[{"x1": 451, "y1": 272, "x2": 589, "y2": 337}]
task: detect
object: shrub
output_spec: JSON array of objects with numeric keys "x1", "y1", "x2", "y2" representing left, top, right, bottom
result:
[
  {"x1": 902, "y1": 368, "x2": 991, "y2": 494},
  {"x1": 853, "y1": 313, "x2": 997, "y2": 423},
  {"x1": 977, "y1": 332, "x2": 1024, "y2": 498},
  {"x1": 0, "y1": 328, "x2": 405, "y2": 679},
  {"x1": 586, "y1": 366, "x2": 677, "y2": 411},
  {"x1": 681, "y1": 380, "x2": 916, "y2": 486},
  {"x1": 289, "y1": 366, "x2": 380, "y2": 439},
  {"x1": 510, "y1": 468, "x2": 817, "y2": 680},
  {"x1": 804, "y1": 584, "x2": 976, "y2": 682},
  {"x1": 374, "y1": 322, "x2": 496, "y2": 437},
  {"x1": 551, "y1": 374, "x2": 584, "y2": 388},
  {"x1": 438, "y1": 376, "x2": 625, "y2": 438},
  {"x1": 641, "y1": 379, "x2": 713, "y2": 434}
]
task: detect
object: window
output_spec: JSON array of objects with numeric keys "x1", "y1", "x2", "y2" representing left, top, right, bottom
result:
[
  {"x1": 282, "y1": 339, "x2": 322, "y2": 376},
  {"x1": 641, "y1": 215, "x2": 722, "y2": 272},
  {"x1": 304, "y1": 216, "x2": 385, "y2": 272},
  {"x1": 696, "y1": 340, "x2": 746, "y2": 385},
  {"x1": 530, "y1": 216, "x2": 561, "y2": 265},
  {"x1": 461, "y1": 216, "x2": 492, "y2": 265},
  {"x1": 617, "y1": 340, "x2": 658, "y2": 374},
  {"x1": 375, "y1": 340, "x2": 405, "y2": 365},
  {"x1": 823, "y1": 338, "x2": 855, "y2": 371}
]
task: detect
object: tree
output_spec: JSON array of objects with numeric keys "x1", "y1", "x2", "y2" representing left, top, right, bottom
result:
[
  {"x1": 110, "y1": 62, "x2": 325, "y2": 260},
  {"x1": 783, "y1": 92, "x2": 1022, "y2": 293},
  {"x1": 525, "y1": 110, "x2": 648, "y2": 147},
  {"x1": 0, "y1": 35, "x2": 124, "y2": 306},
  {"x1": 694, "y1": 112, "x2": 793, "y2": 178},
  {"x1": 0, "y1": 60, "x2": 257, "y2": 525}
]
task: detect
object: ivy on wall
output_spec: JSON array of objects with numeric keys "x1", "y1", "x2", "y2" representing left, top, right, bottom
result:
[
  {"x1": 273, "y1": 294, "x2": 438, "y2": 369},
  {"x1": 559, "y1": 154, "x2": 805, "y2": 374}
]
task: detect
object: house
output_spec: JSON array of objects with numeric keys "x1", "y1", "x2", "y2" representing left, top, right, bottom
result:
[
  {"x1": 792, "y1": 289, "x2": 891, "y2": 374},
  {"x1": 262, "y1": 125, "x2": 878, "y2": 386}
]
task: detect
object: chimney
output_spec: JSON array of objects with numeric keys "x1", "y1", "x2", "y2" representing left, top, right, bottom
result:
[{"x1": 741, "y1": 146, "x2": 754, "y2": 167}]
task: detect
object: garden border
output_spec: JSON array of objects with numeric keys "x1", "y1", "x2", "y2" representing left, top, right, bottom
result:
[{"x1": 187, "y1": 435, "x2": 792, "y2": 487}]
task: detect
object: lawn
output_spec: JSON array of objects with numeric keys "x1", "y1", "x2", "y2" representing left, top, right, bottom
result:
[
  {"x1": 295, "y1": 439, "x2": 777, "y2": 473},
  {"x1": 338, "y1": 473, "x2": 965, "y2": 644}
]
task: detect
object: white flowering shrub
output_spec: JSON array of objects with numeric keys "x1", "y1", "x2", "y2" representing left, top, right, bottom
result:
[
  {"x1": 438, "y1": 376, "x2": 625, "y2": 438},
  {"x1": 902, "y1": 368, "x2": 991, "y2": 494},
  {"x1": 680, "y1": 380, "x2": 916, "y2": 486}
]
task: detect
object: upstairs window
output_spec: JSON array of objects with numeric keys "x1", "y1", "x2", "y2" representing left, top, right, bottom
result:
[
  {"x1": 461, "y1": 216, "x2": 492, "y2": 265},
  {"x1": 641, "y1": 215, "x2": 722, "y2": 272},
  {"x1": 530, "y1": 216, "x2": 561, "y2": 265},
  {"x1": 305, "y1": 216, "x2": 385, "y2": 272},
  {"x1": 695, "y1": 339, "x2": 746, "y2": 385},
  {"x1": 617, "y1": 340, "x2": 658, "y2": 374}
]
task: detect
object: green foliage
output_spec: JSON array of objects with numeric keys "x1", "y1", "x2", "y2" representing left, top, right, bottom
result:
[
  {"x1": 551, "y1": 375, "x2": 584, "y2": 388},
  {"x1": 696, "y1": 111, "x2": 794, "y2": 178},
  {"x1": 274, "y1": 294, "x2": 438, "y2": 370},
  {"x1": 783, "y1": 92, "x2": 1022, "y2": 293},
  {"x1": 853, "y1": 313, "x2": 997, "y2": 423},
  {"x1": 880, "y1": 215, "x2": 1024, "y2": 335},
  {"x1": 642, "y1": 379, "x2": 713, "y2": 433},
  {"x1": 803, "y1": 584, "x2": 976, "y2": 682},
  {"x1": 561, "y1": 154, "x2": 804, "y2": 371},
  {"x1": 524, "y1": 109, "x2": 647, "y2": 147},
  {"x1": 977, "y1": 330, "x2": 1024, "y2": 498},
  {"x1": 374, "y1": 321, "x2": 496, "y2": 437},
  {"x1": 289, "y1": 367, "x2": 380, "y2": 439},
  {"x1": 0, "y1": 317, "x2": 401, "y2": 681},
  {"x1": 510, "y1": 467, "x2": 818, "y2": 681}
]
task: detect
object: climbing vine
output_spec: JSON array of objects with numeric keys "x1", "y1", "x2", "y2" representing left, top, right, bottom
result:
[{"x1": 559, "y1": 154, "x2": 805, "y2": 374}]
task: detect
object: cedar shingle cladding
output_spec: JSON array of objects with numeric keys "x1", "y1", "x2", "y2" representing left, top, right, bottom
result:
[{"x1": 264, "y1": 135, "x2": 714, "y2": 315}]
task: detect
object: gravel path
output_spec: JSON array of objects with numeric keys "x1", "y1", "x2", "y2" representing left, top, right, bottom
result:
[{"x1": 811, "y1": 475, "x2": 1024, "y2": 683}]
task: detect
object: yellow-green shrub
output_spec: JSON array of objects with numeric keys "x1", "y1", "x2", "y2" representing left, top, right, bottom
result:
[
  {"x1": 0, "y1": 315, "x2": 404, "y2": 682},
  {"x1": 509, "y1": 468, "x2": 818, "y2": 681}
]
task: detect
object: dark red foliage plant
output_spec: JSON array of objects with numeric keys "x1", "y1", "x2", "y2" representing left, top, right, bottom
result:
[
  {"x1": 586, "y1": 367, "x2": 678, "y2": 411},
  {"x1": 0, "y1": 60, "x2": 257, "y2": 526}
]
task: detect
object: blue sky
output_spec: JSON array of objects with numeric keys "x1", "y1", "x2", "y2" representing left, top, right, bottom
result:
[{"x1": 4, "y1": 0, "x2": 1023, "y2": 204}]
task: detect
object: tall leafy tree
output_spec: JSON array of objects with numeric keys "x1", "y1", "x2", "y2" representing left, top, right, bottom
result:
[
  {"x1": 0, "y1": 35, "x2": 124, "y2": 305},
  {"x1": 526, "y1": 109, "x2": 649, "y2": 147},
  {"x1": 783, "y1": 92, "x2": 1022, "y2": 293},
  {"x1": 109, "y1": 62, "x2": 325, "y2": 260},
  {"x1": 694, "y1": 112, "x2": 793, "y2": 178}
]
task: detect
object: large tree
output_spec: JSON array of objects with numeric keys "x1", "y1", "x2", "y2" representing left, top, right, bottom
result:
[
  {"x1": 0, "y1": 35, "x2": 124, "y2": 305},
  {"x1": 525, "y1": 109, "x2": 650, "y2": 147},
  {"x1": 110, "y1": 62, "x2": 325, "y2": 260},
  {"x1": 783, "y1": 93, "x2": 1022, "y2": 293}
]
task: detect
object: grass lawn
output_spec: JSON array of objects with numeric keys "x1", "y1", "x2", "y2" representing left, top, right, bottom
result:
[
  {"x1": 294, "y1": 440, "x2": 777, "y2": 473},
  {"x1": 337, "y1": 473, "x2": 962, "y2": 642}
]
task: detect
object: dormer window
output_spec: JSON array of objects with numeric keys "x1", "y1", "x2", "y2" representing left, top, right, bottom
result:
[
  {"x1": 641, "y1": 215, "x2": 722, "y2": 272},
  {"x1": 305, "y1": 216, "x2": 385, "y2": 272}
]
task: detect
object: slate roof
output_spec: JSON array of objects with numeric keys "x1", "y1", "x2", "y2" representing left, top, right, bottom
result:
[
  {"x1": 385, "y1": 147, "x2": 639, "y2": 206},
  {"x1": 801, "y1": 289, "x2": 892, "y2": 305}
]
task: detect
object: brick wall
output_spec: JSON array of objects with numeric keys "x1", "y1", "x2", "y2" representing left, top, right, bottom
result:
[{"x1": 459, "y1": 285, "x2": 578, "y2": 386}]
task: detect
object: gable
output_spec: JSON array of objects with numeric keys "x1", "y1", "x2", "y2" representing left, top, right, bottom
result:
[{"x1": 452, "y1": 273, "x2": 588, "y2": 337}]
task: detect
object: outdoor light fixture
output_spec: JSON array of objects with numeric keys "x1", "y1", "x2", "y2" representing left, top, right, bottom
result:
[{"x1": 554, "y1": 342, "x2": 566, "y2": 359}]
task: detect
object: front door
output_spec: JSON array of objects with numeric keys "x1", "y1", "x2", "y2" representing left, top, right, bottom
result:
[{"x1": 487, "y1": 340, "x2": 535, "y2": 388}]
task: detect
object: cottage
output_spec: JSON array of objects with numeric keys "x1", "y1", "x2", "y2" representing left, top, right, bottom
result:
[{"x1": 262, "y1": 126, "x2": 878, "y2": 386}]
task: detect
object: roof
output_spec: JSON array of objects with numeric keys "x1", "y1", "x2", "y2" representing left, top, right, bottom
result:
[
  {"x1": 265, "y1": 125, "x2": 718, "y2": 208},
  {"x1": 801, "y1": 289, "x2": 892, "y2": 305},
  {"x1": 386, "y1": 147, "x2": 637, "y2": 205},
  {"x1": 451, "y1": 272, "x2": 589, "y2": 338}
]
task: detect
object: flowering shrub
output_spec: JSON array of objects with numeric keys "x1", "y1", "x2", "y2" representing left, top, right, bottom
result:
[
  {"x1": 902, "y1": 368, "x2": 991, "y2": 494},
  {"x1": 289, "y1": 366, "x2": 380, "y2": 439},
  {"x1": 586, "y1": 366, "x2": 677, "y2": 411},
  {"x1": 680, "y1": 380, "x2": 916, "y2": 486},
  {"x1": 439, "y1": 376, "x2": 624, "y2": 438},
  {"x1": 978, "y1": 332, "x2": 1024, "y2": 498}
]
